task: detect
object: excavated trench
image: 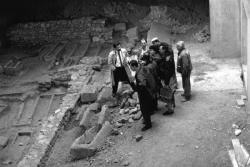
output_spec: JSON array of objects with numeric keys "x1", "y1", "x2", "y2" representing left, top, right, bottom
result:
[{"x1": 0, "y1": 0, "x2": 211, "y2": 166}]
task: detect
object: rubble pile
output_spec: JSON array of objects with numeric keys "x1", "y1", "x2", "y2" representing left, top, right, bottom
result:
[
  {"x1": 193, "y1": 25, "x2": 210, "y2": 43},
  {"x1": 114, "y1": 91, "x2": 142, "y2": 128},
  {"x1": 7, "y1": 17, "x2": 113, "y2": 47}
]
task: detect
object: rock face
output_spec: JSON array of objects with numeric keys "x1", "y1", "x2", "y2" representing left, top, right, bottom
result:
[{"x1": 6, "y1": 18, "x2": 113, "y2": 47}]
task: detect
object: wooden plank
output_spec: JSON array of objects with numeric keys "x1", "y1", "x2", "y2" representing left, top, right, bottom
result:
[
  {"x1": 232, "y1": 139, "x2": 249, "y2": 167},
  {"x1": 229, "y1": 149, "x2": 239, "y2": 167}
]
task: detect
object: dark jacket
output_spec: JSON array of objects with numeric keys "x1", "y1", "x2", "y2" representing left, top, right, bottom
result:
[
  {"x1": 177, "y1": 49, "x2": 192, "y2": 76},
  {"x1": 135, "y1": 66, "x2": 157, "y2": 98},
  {"x1": 158, "y1": 53, "x2": 175, "y2": 84}
]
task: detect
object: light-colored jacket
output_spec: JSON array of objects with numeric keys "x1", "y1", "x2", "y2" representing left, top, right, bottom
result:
[{"x1": 108, "y1": 48, "x2": 128, "y2": 67}]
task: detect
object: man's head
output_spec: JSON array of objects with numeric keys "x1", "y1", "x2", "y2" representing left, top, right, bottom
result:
[
  {"x1": 151, "y1": 37, "x2": 160, "y2": 45},
  {"x1": 149, "y1": 45, "x2": 158, "y2": 55},
  {"x1": 176, "y1": 41, "x2": 185, "y2": 51},
  {"x1": 159, "y1": 45, "x2": 167, "y2": 54},
  {"x1": 113, "y1": 42, "x2": 121, "y2": 51},
  {"x1": 140, "y1": 52, "x2": 151, "y2": 65},
  {"x1": 141, "y1": 39, "x2": 147, "y2": 47},
  {"x1": 129, "y1": 60, "x2": 139, "y2": 72}
]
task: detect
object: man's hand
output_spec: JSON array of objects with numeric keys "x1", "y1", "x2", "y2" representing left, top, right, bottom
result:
[
  {"x1": 111, "y1": 65, "x2": 116, "y2": 71},
  {"x1": 161, "y1": 80, "x2": 166, "y2": 88}
]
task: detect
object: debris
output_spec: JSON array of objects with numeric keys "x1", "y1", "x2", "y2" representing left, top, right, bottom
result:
[
  {"x1": 128, "y1": 98, "x2": 137, "y2": 107},
  {"x1": 113, "y1": 159, "x2": 119, "y2": 163},
  {"x1": 132, "y1": 112, "x2": 142, "y2": 121},
  {"x1": 121, "y1": 160, "x2": 130, "y2": 166},
  {"x1": 195, "y1": 146, "x2": 199, "y2": 149},
  {"x1": 119, "y1": 109, "x2": 126, "y2": 115},
  {"x1": 92, "y1": 65, "x2": 101, "y2": 71},
  {"x1": 129, "y1": 108, "x2": 138, "y2": 115},
  {"x1": 236, "y1": 99, "x2": 245, "y2": 107},
  {"x1": 0, "y1": 136, "x2": 9, "y2": 148},
  {"x1": 124, "y1": 108, "x2": 130, "y2": 114},
  {"x1": 116, "y1": 122, "x2": 123, "y2": 128},
  {"x1": 18, "y1": 142, "x2": 24, "y2": 146},
  {"x1": 128, "y1": 118, "x2": 134, "y2": 123},
  {"x1": 2, "y1": 159, "x2": 12, "y2": 165},
  {"x1": 117, "y1": 117, "x2": 128, "y2": 124},
  {"x1": 232, "y1": 124, "x2": 239, "y2": 129},
  {"x1": 235, "y1": 129, "x2": 242, "y2": 136},
  {"x1": 111, "y1": 128, "x2": 120, "y2": 136},
  {"x1": 55, "y1": 109, "x2": 61, "y2": 114},
  {"x1": 135, "y1": 135, "x2": 143, "y2": 142},
  {"x1": 241, "y1": 95, "x2": 247, "y2": 100}
]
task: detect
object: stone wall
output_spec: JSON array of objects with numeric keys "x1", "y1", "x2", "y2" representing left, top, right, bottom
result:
[{"x1": 6, "y1": 17, "x2": 113, "y2": 47}]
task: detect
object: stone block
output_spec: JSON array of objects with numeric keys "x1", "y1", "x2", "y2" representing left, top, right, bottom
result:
[
  {"x1": 97, "y1": 87, "x2": 113, "y2": 103},
  {"x1": 135, "y1": 135, "x2": 143, "y2": 142},
  {"x1": 114, "y1": 23, "x2": 126, "y2": 32},
  {"x1": 88, "y1": 103, "x2": 101, "y2": 113},
  {"x1": 80, "y1": 108, "x2": 95, "y2": 129},
  {"x1": 80, "y1": 85, "x2": 98, "y2": 103},
  {"x1": 236, "y1": 99, "x2": 245, "y2": 107},
  {"x1": 70, "y1": 121, "x2": 112, "y2": 160},
  {"x1": 98, "y1": 105, "x2": 111, "y2": 126}
]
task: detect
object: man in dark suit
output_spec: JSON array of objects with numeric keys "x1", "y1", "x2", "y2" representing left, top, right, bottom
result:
[{"x1": 130, "y1": 60, "x2": 157, "y2": 131}]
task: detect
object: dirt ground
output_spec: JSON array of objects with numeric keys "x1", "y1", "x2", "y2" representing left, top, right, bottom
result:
[{"x1": 45, "y1": 37, "x2": 248, "y2": 167}]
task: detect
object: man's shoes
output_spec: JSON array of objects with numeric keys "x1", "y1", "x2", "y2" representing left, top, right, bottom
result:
[
  {"x1": 141, "y1": 124, "x2": 152, "y2": 131},
  {"x1": 163, "y1": 109, "x2": 174, "y2": 115}
]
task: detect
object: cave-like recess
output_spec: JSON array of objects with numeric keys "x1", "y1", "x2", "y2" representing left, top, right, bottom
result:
[{"x1": 0, "y1": 0, "x2": 209, "y2": 24}]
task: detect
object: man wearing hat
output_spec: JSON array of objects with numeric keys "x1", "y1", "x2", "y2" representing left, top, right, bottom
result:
[{"x1": 176, "y1": 41, "x2": 192, "y2": 102}]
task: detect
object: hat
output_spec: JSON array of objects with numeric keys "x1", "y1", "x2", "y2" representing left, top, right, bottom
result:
[{"x1": 151, "y1": 37, "x2": 159, "y2": 42}]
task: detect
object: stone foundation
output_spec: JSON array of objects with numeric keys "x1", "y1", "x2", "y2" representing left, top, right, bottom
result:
[{"x1": 7, "y1": 17, "x2": 113, "y2": 47}]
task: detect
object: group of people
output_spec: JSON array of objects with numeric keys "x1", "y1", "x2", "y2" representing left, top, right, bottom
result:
[{"x1": 108, "y1": 37, "x2": 192, "y2": 131}]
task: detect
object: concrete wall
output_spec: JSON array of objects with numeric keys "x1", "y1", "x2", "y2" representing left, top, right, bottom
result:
[
  {"x1": 210, "y1": 0, "x2": 241, "y2": 58},
  {"x1": 241, "y1": 0, "x2": 250, "y2": 104}
]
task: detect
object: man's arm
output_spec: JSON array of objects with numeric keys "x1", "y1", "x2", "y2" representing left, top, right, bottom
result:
[{"x1": 181, "y1": 52, "x2": 191, "y2": 75}]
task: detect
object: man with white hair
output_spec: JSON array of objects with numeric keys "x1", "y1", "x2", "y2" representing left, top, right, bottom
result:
[{"x1": 176, "y1": 41, "x2": 192, "y2": 102}]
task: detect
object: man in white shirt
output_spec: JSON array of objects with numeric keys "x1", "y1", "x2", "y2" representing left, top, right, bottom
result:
[{"x1": 108, "y1": 42, "x2": 135, "y2": 97}]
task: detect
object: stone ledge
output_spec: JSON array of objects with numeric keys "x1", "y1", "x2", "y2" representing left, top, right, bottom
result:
[
  {"x1": 70, "y1": 121, "x2": 112, "y2": 160},
  {"x1": 17, "y1": 93, "x2": 80, "y2": 167}
]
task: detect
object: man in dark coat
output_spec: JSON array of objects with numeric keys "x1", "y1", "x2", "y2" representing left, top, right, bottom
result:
[
  {"x1": 158, "y1": 44, "x2": 176, "y2": 115},
  {"x1": 130, "y1": 60, "x2": 157, "y2": 131},
  {"x1": 140, "y1": 51, "x2": 160, "y2": 113},
  {"x1": 151, "y1": 37, "x2": 178, "y2": 89},
  {"x1": 176, "y1": 41, "x2": 192, "y2": 102}
]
